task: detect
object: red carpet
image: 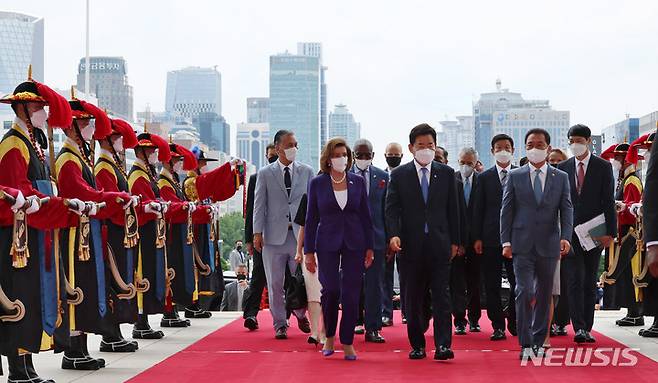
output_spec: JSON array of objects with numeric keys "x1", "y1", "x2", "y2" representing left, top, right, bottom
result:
[{"x1": 129, "y1": 311, "x2": 658, "y2": 383}]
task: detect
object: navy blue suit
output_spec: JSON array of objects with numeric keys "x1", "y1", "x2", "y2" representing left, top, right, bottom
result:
[
  {"x1": 351, "y1": 164, "x2": 388, "y2": 332},
  {"x1": 304, "y1": 172, "x2": 374, "y2": 345},
  {"x1": 472, "y1": 165, "x2": 518, "y2": 332}
]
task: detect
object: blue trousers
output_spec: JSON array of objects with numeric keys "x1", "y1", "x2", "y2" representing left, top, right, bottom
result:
[
  {"x1": 364, "y1": 249, "x2": 385, "y2": 331},
  {"x1": 317, "y1": 247, "x2": 365, "y2": 345}
]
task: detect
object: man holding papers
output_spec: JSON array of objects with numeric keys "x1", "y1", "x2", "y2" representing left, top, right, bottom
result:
[{"x1": 558, "y1": 124, "x2": 617, "y2": 344}]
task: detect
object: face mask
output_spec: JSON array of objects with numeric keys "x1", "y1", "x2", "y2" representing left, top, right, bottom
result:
[
  {"x1": 355, "y1": 159, "x2": 372, "y2": 170},
  {"x1": 283, "y1": 147, "x2": 297, "y2": 162},
  {"x1": 526, "y1": 148, "x2": 548, "y2": 164},
  {"x1": 112, "y1": 137, "x2": 124, "y2": 153},
  {"x1": 385, "y1": 156, "x2": 402, "y2": 169},
  {"x1": 570, "y1": 143, "x2": 588, "y2": 157},
  {"x1": 29, "y1": 108, "x2": 48, "y2": 129},
  {"x1": 199, "y1": 165, "x2": 208, "y2": 174},
  {"x1": 330, "y1": 156, "x2": 348, "y2": 173},
  {"x1": 414, "y1": 148, "x2": 435, "y2": 166},
  {"x1": 494, "y1": 150, "x2": 513, "y2": 164},
  {"x1": 80, "y1": 124, "x2": 94, "y2": 141},
  {"x1": 236, "y1": 274, "x2": 247, "y2": 281},
  {"x1": 267, "y1": 155, "x2": 278, "y2": 164},
  {"x1": 147, "y1": 151, "x2": 158, "y2": 165},
  {"x1": 550, "y1": 163, "x2": 559, "y2": 168},
  {"x1": 459, "y1": 164, "x2": 474, "y2": 178},
  {"x1": 611, "y1": 159, "x2": 622, "y2": 172},
  {"x1": 173, "y1": 161, "x2": 183, "y2": 173}
]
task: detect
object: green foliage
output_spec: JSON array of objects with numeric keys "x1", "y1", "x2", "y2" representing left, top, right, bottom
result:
[{"x1": 219, "y1": 211, "x2": 245, "y2": 271}]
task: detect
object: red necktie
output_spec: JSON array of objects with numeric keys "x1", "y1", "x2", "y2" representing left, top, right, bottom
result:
[{"x1": 577, "y1": 162, "x2": 585, "y2": 194}]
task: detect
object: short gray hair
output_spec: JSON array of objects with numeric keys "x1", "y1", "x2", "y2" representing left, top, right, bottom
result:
[
  {"x1": 353, "y1": 138, "x2": 373, "y2": 152},
  {"x1": 458, "y1": 147, "x2": 479, "y2": 161}
]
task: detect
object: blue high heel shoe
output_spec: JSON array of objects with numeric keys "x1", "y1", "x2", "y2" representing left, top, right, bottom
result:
[
  {"x1": 322, "y1": 349, "x2": 335, "y2": 357},
  {"x1": 344, "y1": 354, "x2": 357, "y2": 361}
]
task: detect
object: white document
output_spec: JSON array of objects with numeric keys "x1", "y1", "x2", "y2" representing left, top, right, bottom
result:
[{"x1": 574, "y1": 213, "x2": 606, "y2": 251}]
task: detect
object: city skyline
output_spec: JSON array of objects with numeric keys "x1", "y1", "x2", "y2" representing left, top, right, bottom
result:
[{"x1": 2, "y1": 1, "x2": 658, "y2": 167}]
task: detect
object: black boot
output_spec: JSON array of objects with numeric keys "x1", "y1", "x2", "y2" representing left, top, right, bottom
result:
[
  {"x1": 62, "y1": 334, "x2": 103, "y2": 370},
  {"x1": 133, "y1": 314, "x2": 165, "y2": 339},
  {"x1": 101, "y1": 323, "x2": 139, "y2": 352},
  {"x1": 161, "y1": 308, "x2": 190, "y2": 327},
  {"x1": 8, "y1": 353, "x2": 55, "y2": 383},
  {"x1": 639, "y1": 317, "x2": 658, "y2": 337},
  {"x1": 184, "y1": 303, "x2": 212, "y2": 319}
]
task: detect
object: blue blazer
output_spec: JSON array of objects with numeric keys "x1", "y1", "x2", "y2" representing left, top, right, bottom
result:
[
  {"x1": 500, "y1": 164, "x2": 574, "y2": 258},
  {"x1": 304, "y1": 172, "x2": 375, "y2": 254},
  {"x1": 350, "y1": 164, "x2": 388, "y2": 251}
]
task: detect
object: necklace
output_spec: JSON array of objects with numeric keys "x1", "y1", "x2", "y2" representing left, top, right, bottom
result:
[{"x1": 330, "y1": 172, "x2": 346, "y2": 184}]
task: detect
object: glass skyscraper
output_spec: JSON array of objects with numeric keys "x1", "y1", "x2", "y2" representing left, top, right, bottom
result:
[
  {"x1": 328, "y1": 104, "x2": 361, "y2": 147},
  {"x1": 77, "y1": 56, "x2": 134, "y2": 120},
  {"x1": 165, "y1": 66, "x2": 222, "y2": 119},
  {"x1": 269, "y1": 53, "x2": 321, "y2": 169},
  {"x1": 247, "y1": 97, "x2": 270, "y2": 123},
  {"x1": 297, "y1": 42, "x2": 328, "y2": 147}
]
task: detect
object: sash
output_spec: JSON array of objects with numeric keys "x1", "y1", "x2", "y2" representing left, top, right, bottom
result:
[
  {"x1": 34, "y1": 179, "x2": 57, "y2": 336},
  {"x1": 90, "y1": 219, "x2": 107, "y2": 317},
  {"x1": 181, "y1": 225, "x2": 195, "y2": 295}
]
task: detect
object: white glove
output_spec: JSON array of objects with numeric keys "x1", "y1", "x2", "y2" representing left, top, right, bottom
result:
[
  {"x1": 25, "y1": 195, "x2": 41, "y2": 214},
  {"x1": 67, "y1": 198, "x2": 86, "y2": 215},
  {"x1": 123, "y1": 195, "x2": 139, "y2": 209},
  {"x1": 230, "y1": 158, "x2": 244, "y2": 170},
  {"x1": 187, "y1": 202, "x2": 196, "y2": 213},
  {"x1": 630, "y1": 202, "x2": 643, "y2": 218},
  {"x1": 615, "y1": 201, "x2": 627, "y2": 212},
  {"x1": 10, "y1": 191, "x2": 25, "y2": 212},
  {"x1": 144, "y1": 201, "x2": 162, "y2": 216},
  {"x1": 87, "y1": 202, "x2": 98, "y2": 217}
]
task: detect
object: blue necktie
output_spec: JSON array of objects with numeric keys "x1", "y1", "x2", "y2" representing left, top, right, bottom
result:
[
  {"x1": 533, "y1": 168, "x2": 543, "y2": 204},
  {"x1": 421, "y1": 168, "x2": 429, "y2": 233},
  {"x1": 464, "y1": 178, "x2": 471, "y2": 207}
]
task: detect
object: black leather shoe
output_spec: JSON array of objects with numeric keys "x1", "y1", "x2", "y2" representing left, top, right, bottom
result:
[
  {"x1": 574, "y1": 329, "x2": 588, "y2": 343},
  {"x1": 244, "y1": 316, "x2": 259, "y2": 331},
  {"x1": 185, "y1": 307, "x2": 212, "y2": 318},
  {"x1": 382, "y1": 317, "x2": 393, "y2": 327},
  {"x1": 532, "y1": 345, "x2": 545, "y2": 358},
  {"x1": 639, "y1": 326, "x2": 658, "y2": 337},
  {"x1": 275, "y1": 327, "x2": 288, "y2": 339},
  {"x1": 585, "y1": 331, "x2": 596, "y2": 343},
  {"x1": 61, "y1": 354, "x2": 102, "y2": 370},
  {"x1": 297, "y1": 316, "x2": 311, "y2": 334},
  {"x1": 434, "y1": 346, "x2": 455, "y2": 361},
  {"x1": 409, "y1": 348, "x2": 426, "y2": 359},
  {"x1": 454, "y1": 325, "x2": 467, "y2": 335},
  {"x1": 100, "y1": 338, "x2": 138, "y2": 353},
  {"x1": 132, "y1": 327, "x2": 165, "y2": 339},
  {"x1": 490, "y1": 329, "x2": 506, "y2": 341},
  {"x1": 469, "y1": 322, "x2": 481, "y2": 332},
  {"x1": 616, "y1": 316, "x2": 644, "y2": 327},
  {"x1": 556, "y1": 326, "x2": 568, "y2": 336},
  {"x1": 161, "y1": 317, "x2": 189, "y2": 327},
  {"x1": 8, "y1": 354, "x2": 55, "y2": 383},
  {"x1": 365, "y1": 330, "x2": 386, "y2": 343}
]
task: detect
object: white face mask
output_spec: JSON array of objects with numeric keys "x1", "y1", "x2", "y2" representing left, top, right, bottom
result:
[
  {"x1": 283, "y1": 147, "x2": 297, "y2": 162},
  {"x1": 173, "y1": 161, "x2": 183, "y2": 173},
  {"x1": 570, "y1": 143, "x2": 588, "y2": 157},
  {"x1": 80, "y1": 124, "x2": 94, "y2": 141},
  {"x1": 355, "y1": 159, "x2": 372, "y2": 170},
  {"x1": 147, "y1": 151, "x2": 158, "y2": 165},
  {"x1": 29, "y1": 108, "x2": 48, "y2": 129},
  {"x1": 611, "y1": 159, "x2": 622, "y2": 172},
  {"x1": 459, "y1": 164, "x2": 474, "y2": 178},
  {"x1": 494, "y1": 150, "x2": 513, "y2": 164},
  {"x1": 414, "y1": 148, "x2": 435, "y2": 166},
  {"x1": 330, "y1": 156, "x2": 348, "y2": 173},
  {"x1": 112, "y1": 137, "x2": 124, "y2": 153},
  {"x1": 526, "y1": 148, "x2": 548, "y2": 164}
]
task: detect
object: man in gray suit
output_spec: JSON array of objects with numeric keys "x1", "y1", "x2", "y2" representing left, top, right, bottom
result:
[
  {"x1": 253, "y1": 130, "x2": 314, "y2": 339},
  {"x1": 221, "y1": 265, "x2": 250, "y2": 312},
  {"x1": 500, "y1": 128, "x2": 573, "y2": 359}
]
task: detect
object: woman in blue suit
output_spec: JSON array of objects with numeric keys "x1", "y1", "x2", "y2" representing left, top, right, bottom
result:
[{"x1": 304, "y1": 137, "x2": 374, "y2": 360}]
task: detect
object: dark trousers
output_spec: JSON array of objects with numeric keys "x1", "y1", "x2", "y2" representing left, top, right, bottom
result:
[
  {"x1": 401, "y1": 235, "x2": 452, "y2": 350},
  {"x1": 450, "y1": 249, "x2": 482, "y2": 327},
  {"x1": 242, "y1": 249, "x2": 266, "y2": 318},
  {"x1": 381, "y1": 255, "x2": 395, "y2": 319},
  {"x1": 482, "y1": 245, "x2": 516, "y2": 331},
  {"x1": 317, "y1": 247, "x2": 365, "y2": 345},
  {"x1": 364, "y1": 249, "x2": 385, "y2": 331},
  {"x1": 566, "y1": 237, "x2": 601, "y2": 332},
  {"x1": 553, "y1": 258, "x2": 570, "y2": 326}
]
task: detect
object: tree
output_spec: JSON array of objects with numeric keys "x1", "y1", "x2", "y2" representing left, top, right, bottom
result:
[{"x1": 219, "y1": 211, "x2": 245, "y2": 271}]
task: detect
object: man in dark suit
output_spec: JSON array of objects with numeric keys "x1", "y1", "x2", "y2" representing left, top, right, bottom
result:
[
  {"x1": 351, "y1": 138, "x2": 389, "y2": 343},
  {"x1": 558, "y1": 124, "x2": 616, "y2": 344},
  {"x1": 451, "y1": 147, "x2": 482, "y2": 335},
  {"x1": 386, "y1": 123, "x2": 460, "y2": 361},
  {"x1": 644, "y1": 131, "x2": 658, "y2": 279},
  {"x1": 473, "y1": 134, "x2": 517, "y2": 341},
  {"x1": 242, "y1": 144, "x2": 278, "y2": 330}
]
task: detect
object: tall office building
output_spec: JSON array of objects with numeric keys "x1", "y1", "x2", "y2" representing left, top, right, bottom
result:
[
  {"x1": 77, "y1": 56, "x2": 134, "y2": 120},
  {"x1": 438, "y1": 115, "x2": 474, "y2": 168},
  {"x1": 328, "y1": 104, "x2": 361, "y2": 146},
  {"x1": 237, "y1": 122, "x2": 270, "y2": 170},
  {"x1": 269, "y1": 52, "x2": 321, "y2": 169},
  {"x1": 473, "y1": 79, "x2": 570, "y2": 168},
  {"x1": 247, "y1": 97, "x2": 270, "y2": 123},
  {"x1": 297, "y1": 42, "x2": 328, "y2": 146},
  {"x1": 194, "y1": 112, "x2": 230, "y2": 153},
  {"x1": 165, "y1": 66, "x2": 222, "y2": 119},
  {"x1": 0, "y1": 11, "x2": 43, "y2": 121},
  {"x1": 601, "y1": 116, "x2": 639, "y2": 148}
]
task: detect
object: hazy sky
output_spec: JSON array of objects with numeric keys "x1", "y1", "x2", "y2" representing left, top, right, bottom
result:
[{"x1": 7, "y1": 0, "x2": 658, "y2": 165}]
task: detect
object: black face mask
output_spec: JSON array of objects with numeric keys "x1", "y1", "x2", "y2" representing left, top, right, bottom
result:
[
  {"x1": 267, "y1": 155, "x2": 279, "y2": 164},
  {"x1": 236, "y1": 245, "x2": 243, "y2": 251},
  {"x1": 550, "y1": 163, "x2": 559, "y2": 168},
  {"x1": 237, "y1": 274, "x2": 247, "y2": 281},
  {"x1": 385, "y1": 156, "x2": 402, "y2": 168}
]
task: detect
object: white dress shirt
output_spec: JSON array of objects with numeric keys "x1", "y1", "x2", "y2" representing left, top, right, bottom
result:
[
  {"x1": 574, "y1": 151, "x2": 591, "y2": 190},
  {"x1": 529, "y1": 162, "x2": 549, "y2": 191},
  {"x1": 414, "y1": 160, "x2": 432, "y2": 185},
  {"x1": 277, "y1": 159, "x2": 294, "y2": 183},
  {"x1": 496, "y1": 163, "x2": 512, "y2": 183},
  {"x1": 334, "y1": 189, "x2": 348, "y2": 210}
]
